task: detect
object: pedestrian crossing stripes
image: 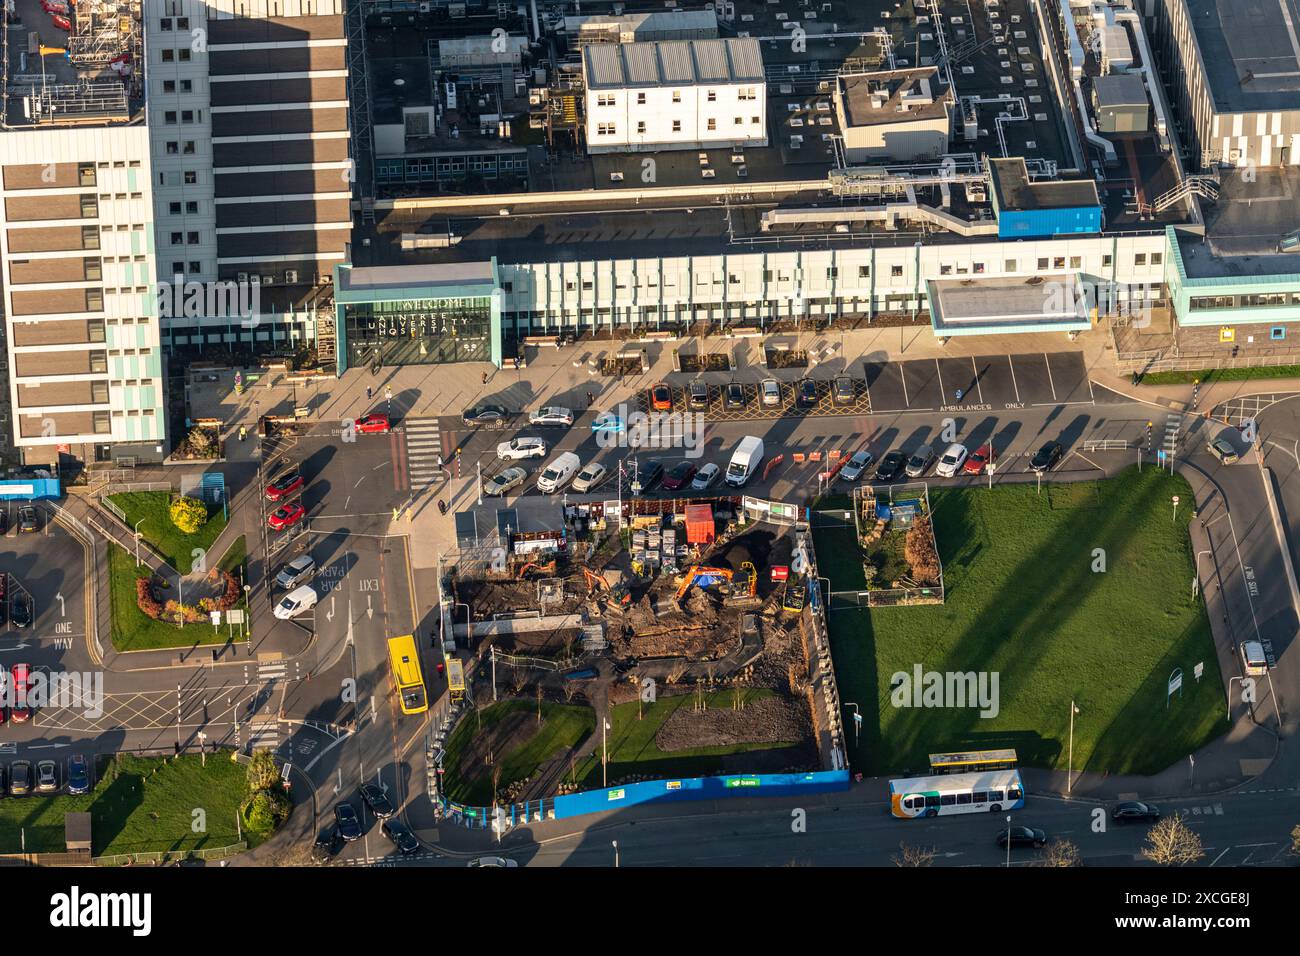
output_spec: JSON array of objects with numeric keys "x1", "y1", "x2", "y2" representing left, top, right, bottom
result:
[
  {"x1": 0, "y1": 742, "x2": 16, "y2": 755},
  {"x1": 404, "y1": 418, "x2": 445, "y2": 488},
  {"x1": 247, "y1": 720, "x2": 281, "y2": 751}
]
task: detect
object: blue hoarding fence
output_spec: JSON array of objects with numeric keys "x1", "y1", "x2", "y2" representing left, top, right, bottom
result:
[
  {"x1": 0, "y1": 478, "x2": 61, "y2": 500},
  {"x1": 436, "y1": 770, "x2": 851, "y2": 828}
]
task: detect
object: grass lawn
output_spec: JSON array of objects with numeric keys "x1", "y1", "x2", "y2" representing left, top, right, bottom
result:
[
  {"x1": 107, "y1": 544, "x2": 229, "y2": 651},
  {"x1": 572, "y1": 688, "x2": 796, "y2": 786},
  {"x1": 818, "y1": 466, "x2": 1226, "y2": 777},
  {"x1": 107, "y1": 490, "x2": 227, "y2": 574},
  {"x1": 1140, "y1": 365, "x2": 1300, "y2": 386},
  {"x1": 444, "y1": 700, "x2": 594, "y2": 806},
  {"x1": 0, "y1": 754, "x2": 251, "y2": 856}
]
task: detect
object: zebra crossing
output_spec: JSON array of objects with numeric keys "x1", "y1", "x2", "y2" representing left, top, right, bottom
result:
[
  {"x1": 245, "y1": 659, "x2": 300, "y2": 683},
  {"x1": 246, "y1": 720, "x2": 282, "y2": 752},
  {"x1": 404, "y1": 418, "x2": 446, "y2": 489}
]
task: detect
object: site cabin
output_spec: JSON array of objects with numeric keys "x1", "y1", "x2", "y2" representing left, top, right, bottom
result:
[
  {"x1": 510, "y1": 529, "x2": 568, "y2": 556},
  {"x1": 889, "y1": 770, "x2": 1026, "y2": 819}
]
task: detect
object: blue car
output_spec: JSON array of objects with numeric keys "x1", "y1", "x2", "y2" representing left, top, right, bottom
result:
[{"x1": 591, "y1": 412, "x2": 625, "y2": 433}]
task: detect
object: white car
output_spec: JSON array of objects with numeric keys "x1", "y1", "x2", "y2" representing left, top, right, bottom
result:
[
  {"x1": 935, "y1": 443, "x2": 969, "y2": 478},
  {"x1": 571, "y1": 462, "x2": 608, "y2": 493},
  {"x1": 497, "y1": 437, "x2": 548, "y2": 460},
  {"x1": 273, "y1": 584, "x2": 319, "y2": 620},
  {"x1": 528, "y1": 406, "x2": 574, "y2": 427},
  {"x1": 484, "y1": 466, "x2": 527, "y2": 497},
  {"x1": 838, "y1": 450, "x2": 875, "y2": 482},
  {"x1": 761, "y1": 379, "x2": 781, "y2": 406},
  {"x1": 690, "y1": 462, "x2": 721, "y2": 490}
]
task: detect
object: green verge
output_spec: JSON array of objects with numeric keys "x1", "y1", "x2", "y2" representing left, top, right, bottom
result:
[
  {"x1": 444, "y1": 700, "x2": 595, "y2": 806},
  {"x1": 107, "y1": 544, "x2": 227, "y2": 651},
  {"x1": 106, "y1": 490, "x2": 227, "y2": 574},
  {"x1": 0, "y1": 754, "x2": 252, "y2": 856},
  {"x1": 1140, "y1": 365, "x2": 1300, "y2": 386},
  {"x1": 573, "y1": 688, "x2": 795, "y2": 786},
  {"x1": 817, "y1": 466, "x2": 1226, "y2": 777}
]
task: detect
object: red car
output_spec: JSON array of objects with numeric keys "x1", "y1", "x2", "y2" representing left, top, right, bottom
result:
[
  {"x1": 963, "y1": 444, "x2": 997, "y2": 475},
  {"x1": 354, "y1": 413, "x2": 391, "y2": 435},
  {"x1": 265, "y1": 471, "x2": 305, "y2": 502},
  {"x1": 9, "y1": 663, "x2": 32, "y2": 723},
  {"x1": 649, "y1": 383, "x2": 673, "y2": 412},
  {"x1": 268, "y1": 503, "x2": 306, "y2": 531},
  {"x1": 51, "y1": 13, "x2": 72, "y2": 30},
  {"x1": 661, "y1": 461, "x2": 697, "y2": 491}
]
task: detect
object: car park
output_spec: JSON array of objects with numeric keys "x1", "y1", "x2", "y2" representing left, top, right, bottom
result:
[
  {"x1": 334, "y1": 802, "x2": 363, "y2": 842},
  {"x1": 274, "y1": 555, "x2": 317, "y2": 590},
  {"x1": 630, "y1": 459, "x2": 664, "y2": 494},
  {"x1": 484, "y1": 467, "x2": 528, "y2": 497},
  {"x1": 265, "y1": 471, "x2": 305, "y2": 501},
  {"x1": 691, "y1": 462, "x2": 721, "y2": 491},
  {"x1": 839, "y1": 450, "x2": 874, "y2": 482},
  {"x1": 935, "y1": 443, "x2": 969, "y2": 478},
  {"x1": 1111, "y1": 801, "x2": 1161, "y2": 823},
  {"x1": 833, "y1": 376, "x2": 855, "y2": 405},
  {"x1": 661, "y1": 461, "x2": 697, "y2": 491},
  {"x1": 996, "y1": 825, "x2": 1047, "y2": 849},
  {"x1": 963, "y1": 444, "x2": 996, "y2": 476},
  {"x1": 496, "y1": 437, "x2": 548, "y2": 461},
  {"x1": 761, "y1": 379, "x2": 781, "y2": 406},
  {"x1": 8, "y1": 759, "x2": 33, "y2": 796},
  {"x1": 1207, "y1": 438, "x2": 1239, "y2": 464},
  {"x1": 649, "y1": 383, "x2": 673, "y2": 412},
  {"x1": 904, "y1": 444, "x2": 935, "y2": 478},
  {"x1": 268, "y1": 503, "x2": 306, "y2": 531},
  {"x1": 36, "y1": 760, "x2": 58, "y2": 793},
  {"x1": 353, "y1": 413, "x2": 391, "y2": 435},
  {"x1": 273, "y1": 584, "x2": 319, "y2": 620},
  {"x1": 17, "y1": 506, "x2": 37, "y2": 533},
  {"x1": 796, "y1": 379, "x2": 818, "y2": 408},
  {"x1": 9, "y1": 663, "x2": 32, "y2": 722},
  {"x1": 591, "y1": 412, "x2": 625, "y2": 433},
  {"x1": 529, "y1": 406, "x2": 575, "y2": 427},
  {"x1": 724, "y1": 382, "x2": 747, "y2": 408},
  {"x1": 10, "y1": 591, "x2": 33, "y2": 629},
  {"x1": 382, "y1": 818, "x2": 421, "y2": 855},
  {"x1": 462, "y1": 404, "x2": 511, "y2": 428},
  {"x1": 66, "y1": 754, "x2": 90, "y2": 795},
  {"x1": 1030, "y1": 441, "x2": 1064, "y2": 473},
  {"x1": 537, "y1": 452, "x2": 581, "y2": 494},
  {"x1": 571, "y1": 462, "x2": 609, "y2": 493},
  {"x1": 688, "y1": 381, "x2": 710, "y2": 410},
  {"x1": 360, "y1": 784, "x2": 395, "y2": 819}
]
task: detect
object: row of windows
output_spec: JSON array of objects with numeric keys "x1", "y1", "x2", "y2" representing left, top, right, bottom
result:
[
  {"x1": 598, "y1": 117, "x2": 762, "y2": 136},
  {"x1": 169, "y1": 231, "x2": 203, "y2": 245},
  {"x1": 905, "y1": 787, "x2": 1023, "y2": 809},
  {"x1": 596, "y1": 87, "x2": 761, "y2": 107},
  {"x1": 163, "y1": 141, "x2": 198, "y2": 155},
  {"x1": 161, "y1": 79, "x2": 195, "y2": 94},
  {"x1": 1189, "y1": 293, "x2": 1300, "y2": 310},
  {"x1": 158, "y1": 17, "x2": 192, "y2": 30},
  {"x1": 169, "y1": 261, "x2": 205, "y2": 274},
  {"x1": 159, "y1": 48, "x2": 194, "y2": 63},
  {"x1": 162, "y1": 109, "x2": 203, "y2": 124}
]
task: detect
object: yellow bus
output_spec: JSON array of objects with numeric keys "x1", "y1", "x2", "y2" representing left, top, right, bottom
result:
[
  {"x1": 928, "y1": 749, "x2": 1018, "y2": 774},
  {"x1": 386, "y1": 635, "x2": 428, "y2": 715}
]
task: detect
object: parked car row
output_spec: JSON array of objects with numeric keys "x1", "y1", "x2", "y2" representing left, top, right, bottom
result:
[
  {"x1": 314, "y1": 789, "x2": 420, "y2": 863},
  {"x1": 265, "y1": 461, "x2": 310, "y2": 532},
  {"x1": 0, "y1": 755, "x2": 90, "y2": 797},
  {"x1": 0, "y1": 663, "x2": 33, "y2": 723}
]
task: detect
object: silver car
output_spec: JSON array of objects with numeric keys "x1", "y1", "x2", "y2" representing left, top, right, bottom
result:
[
  {"x1": 484, "y1": 466, "x2": 527, "y2": 497},
  {"x1": 275, "y1": 554, "x2": 316, "y2": 590},
  {"x1": 36, "y1": 759, "x2": 58, "y2": 793},
  {"x1": 528, "y1": 406, "x2": 574, "y2": 427},
  {"x1": 571, "y1": 462, "x2": 608, "y2": 493},
  {"x1": 905, "y1": 444, "x2": 935, "y2": 478},
  {"x1": 838, "y1": 450, "x2": 874, "y2": 482}
]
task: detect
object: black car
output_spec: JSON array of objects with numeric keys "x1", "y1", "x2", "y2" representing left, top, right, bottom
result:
[
  {"x1": 381, "y1": 818, "x2": 421, "y2": 855},
  {"x1": 688, "y1": 381, "x2": 710, "y2": 411},
  {"x1": 0, "y1": 510, "x2": 7, "y2": 535},
  {"x1": 9, "y1": 759, "x2": 33, "y2": 796},
  {"x1": 334, "y1": 802, "x2": 363, "y2": 841},
  {"x1": 462, "y1": 404, "x2": 512, "y2": 429},
  {"x1": 630, "y1": 459, "x2": 664, "y2": 494},
  {"x1": 311, "y1": 829, "x2": 342, "y2": 864},
  {"x1": 0, "y1": 764, "x2": 6, "y2": 797},
  {"x1": 1112, "y1": 801, "x2": 1161, "y2": 823},
  {"x1": 796, "y1": 379, "x2": 819, "y2": 408},
  {"x1": 10, "y1": 591, "x2": 33, "y2": 629},
  {"x1": 996, "y1": 825, "x2": 1047, "y2": 848},
  {"x1": 359, "y1": 783, "x2": 395, "y2": 819},
  {"x1": 17, "y1": 507, "x2": 37, "y2": 534},
  {"x1": 66, "y1": 754, "x2": 90, "y2": 795},
  {"x1": 1030, "y1": 441, "x2": 1064, "y2": 473},
  {"x1": 874, "y1": 451, "x2": 906, "y2": 481},
  {"x1": 724, "y1": 382, "x2": 747, "y2": 409}
]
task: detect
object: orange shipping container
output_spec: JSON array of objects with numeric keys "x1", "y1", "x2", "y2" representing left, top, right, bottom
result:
[{"x1": 684, "y1": 504, "x2": 715, "y2": 545}]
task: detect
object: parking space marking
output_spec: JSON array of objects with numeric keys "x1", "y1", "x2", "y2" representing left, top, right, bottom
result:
[
  {"x1": 899, "y1": 366, "x2": 910, "y2": 407},
  {"x1": 1008, "y1": 356, "x2": 1021, "y2": 404},
  {"x1": 971, "y1": 357, "x2": 985, "y2": 405},
  {"x1": 934, "y1": 359, "x2": 946, "y2": 404},
  {"x1": 1043, "y1": 353, "x2": 1058, "y2": 402}
]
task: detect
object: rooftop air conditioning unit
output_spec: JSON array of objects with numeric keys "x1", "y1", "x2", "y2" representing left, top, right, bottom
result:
[
  {"x1": 285, "y1": 269, "x2": 299, "y2": 284},
  {"x1": 237, "y1": 272, "x2": 249, "y2": 283}
]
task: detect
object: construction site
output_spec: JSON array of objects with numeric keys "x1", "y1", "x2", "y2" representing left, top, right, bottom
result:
[
  {"x1": 439, "y1": 498, "x2": 845, "y2": 802},
  {"x1": 1, "y1": 0, "x2": 143, "y2": 128}
]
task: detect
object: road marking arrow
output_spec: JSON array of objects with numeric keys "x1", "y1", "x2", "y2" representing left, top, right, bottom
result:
[
  {"x1": 366, "y1": 595, "x2": 374, "y2": 620},
  {"x1": 326, "y1": 596, "x2": 335, "y2": 623},
  {"x1": 55, "y1": 592, "x2": 65, "y2": 617},
  {"x1": 0, "y1": 643, "x2": 30, "y2": 652}
]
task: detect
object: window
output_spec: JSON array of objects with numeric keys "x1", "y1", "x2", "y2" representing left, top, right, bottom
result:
[
  {"x1": 858, "y1": 265, "x2": 870, "y2": 278},
  {"x1": 78, "y1": 163, "x2": 96, "y2": 187},
  {"x1": 169, "y1": 202, "x2": 182, "y2": 214},
  {"x1": 179, "y1": 49, "x2": 191, "y2": 62},
  {"x1": 596, "y1": 94, "x2": 616, "y2": 107},
  {"x1": 1053, "y1": 256, "x2": 1065, "y2": 269},
  {"x1": 672, "y1": 119, "x2": 682, "y2": 132},
  {"x1": 1037, "y1": 257, "x2": 1049, "y2": 270},
  {"x1": 827, "y1": 267, "x2": 838, "y2": 279},
  {"x1": 188, "y1": 261, "x2": 201, "y2": 273},
  {"x1": 166, "y1": 141, "x2": 179, "y2": 154},
  {"x1": 672, "y1": 90, "x2": 682, "y2": 104},
  {"x1": 1134, "y1": 253, "x2": 1147, "y2": 266},
  {"x1": 171, "y1": 261, "x2": 184, "y2": 275},
  {"x1": 596, "y1": 123, "x2": 616, "y2": 136},
  {"x1": 735, "y1": 116, "x2": 743, "y2": 125},
  {"x1": 163, "y1": 80, "x2": 176, "y2": 93},
  {"x1": 184, "y1": 171, "x2": 197, "y2": 184},
  {"x1": 1102, "y1": 254, "x2": 1113, "y2": 268},
  {"x1": 81, "y1": 226, "x2": 99, "y2": 250},
  {"x1": 707, "y1": 118, "x2": 717, "y2": 131},
  {"x1": 180, "y1": 79, "x2": 192, "y2": 93},
  {"x1": 165, "y1": 111, "x2": 177, "y2": 124},
  {"x1": 177, "y1": 16, "x2": 189, "y2": 28},
  {"x1": 1151, "y1": 252, "x2": 1163, "y2": 265},
  {"x1": 940, "y1": 264, "x2": 953, "y2": 275},
  {"x1": 186, "y1": 231, "x2": 200, "y2": 244},
  {"x1": 80, "y1": 195, "x2": 98, "y2": 218},
  {"x1": 160, "y1": 17, "x2": 172, "y2": 30},
  {"x1": 751, "y1": 116, "x2": 761, "y2": 124},
  {"x1": 1069, "y1": 256, "x2": 1081, "y2": 269},
  {"x1": 973, "y1": 262, "x2": 985, "y2": 273},
  {"x1": 84, "y1": 259, "x2": 102, "y2": 281},
  {"x1": 86, "y1": 289, "x2": 104, "y2": 311},
  {"x1": 90, "y1": 352, "x2": 107, "y2": 374},
  {"x1": 891, "y1": 265, "x2": 904, "y2": 277},
  {"x1": 93, "y1": 411, "x2": 111, "y2": 434},
  {"x1": 738, "y1": 87, "x2": 757, "y2": 101},
  {"x1": 185, "y1": 201, "x2": 198, "y2": 214},
  {"x1": 637, "y1": 120, "x2": 646, "y2": 135},
  {"x1": 1005, "y1": 259, "x2": 1016, "y2": 271},
  {"x1": 183, "y1": 141, "x2": 196, "y2": 154},
  {"x1": 88, "y1": 319, "x2": 105, "y2": 342},
  {"x1": 161, "y1": 49, "x2": 174, "y2": 62},
  {"x1": 171, "y1": 232, "x2": 183, "y2": 245},
  {"x1": 636, "y1": 92, "x2": 646, "y2": 105},
  {"x1": 707, "y1": 90, "x2": 717, "y2": 102},
  {"x1": 181, "y1": 110, "x2": 194, "y2": 123}
]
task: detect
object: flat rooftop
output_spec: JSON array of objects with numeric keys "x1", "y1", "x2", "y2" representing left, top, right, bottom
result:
[
  {"x1": 990, "y1": 157, "x2": 1100, "y2": 211},
  {"x1": 1187, "y1": 0, "x2": 1300, "y2": 113},
  {"x1": 837, "y1": 68, "x2": 949, "y2": 129},
  {"x1": 583, "y1": 37, "x2": 764, "y2": 89},
  {"x1": 927, "y1": 276, "x2": 1092, "y2": 335}
]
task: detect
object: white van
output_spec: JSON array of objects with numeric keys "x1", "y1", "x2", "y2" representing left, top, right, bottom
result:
[
  {"x1": 1241, "y1": 640, "x2": 1269, "y2": 677},
  {"x1": 274, "y1": 584, "x2": 319, "y2": 620},
  {"x1": 725, "y1": 436, "x2": 765, "y2": 488},
  {"x1": 537, "y1": 451, "x2": 581, "y2": 494}
]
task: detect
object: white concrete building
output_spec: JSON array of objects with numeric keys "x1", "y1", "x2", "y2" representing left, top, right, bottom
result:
[
  {"x1": 834, "y1": 68, "x2": 952, "y2": 164},
  {"x1": 583, "y1": 38, "x2": 767, "y2": 154}
]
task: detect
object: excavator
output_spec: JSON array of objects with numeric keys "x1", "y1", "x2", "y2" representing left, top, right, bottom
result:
[
  {"x1": 580, "y1": 564, "x2": 631, "y2": 608},
  {"x1": 673, "y1": 565, "x2": 734, "y2": 604}
]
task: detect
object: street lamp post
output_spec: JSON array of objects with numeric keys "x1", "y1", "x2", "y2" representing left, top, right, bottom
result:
[
  {"x1": 1005, "y1": 814, "x2": 1012, "y2": 868},
  {"x1": 1067, "y1": 700, "x2": 1080, "y2": 793},
  {"x1": 243, "y1": 584, "x2": 252, "y2": 646},
  {"x1": 845, "y1": 702, "x2": 861, "y2": 747},
  {"x1": 612, "y1": 839, "x2": 619, "y2": 868},
  {"x1": 602, "y1": 719, "x2": 610, "y2": 788},
  {"x1": 1194, "y1": 549, "x2": 1211, "y2": 598},
  {"x1": 134, "y1": 518, "x2": 145, "y2": 568}
]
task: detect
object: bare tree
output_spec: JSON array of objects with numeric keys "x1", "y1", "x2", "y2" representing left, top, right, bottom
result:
[
  {"x1": 536, "y1": 684, "x2": 544, "y2": 724},
  {"x1": 562, "y1": 679, "x2": 579, "y2": 704},
  {"x1": 1039, "y1": 839, "x2": 1082, "y2": 867},
  {"x1": 1291, "y1": 824, "x2": 1300, "y2": 858},
  {"x1": 1141, "y1": 814, "x2": 1205, "y2": 866},
  {"x1": 891, "y1": 841, "x2": 935, "y2": 867},
  {"x1": 510, "y1": 669, "x2": 526, "y2": 697}
]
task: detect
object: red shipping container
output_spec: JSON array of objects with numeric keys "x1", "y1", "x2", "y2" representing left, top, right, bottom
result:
[
  {"x1": 770, "y1": 565, "x2": 789, "y2": 582},
  {"x1": 684, "y1": 504, "x2": 715, "y2": 545}
]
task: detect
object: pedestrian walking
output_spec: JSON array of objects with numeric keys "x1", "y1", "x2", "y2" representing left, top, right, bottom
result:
[
  {"x1": 437, "y1": 499, "x2": 447, "y2": 515},
  {"x1": 955, "y1": 388, "x2": 964, "y2": 402},
  {"x1": 481, "y1": 370, "x2": 489, "y2": 385},
  {"x1": 366, "y1": 385, "x2": 372, "y2": 401}
]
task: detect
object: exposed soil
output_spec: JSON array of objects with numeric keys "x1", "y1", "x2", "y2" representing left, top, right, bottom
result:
[
  {"x1": 497, "y1": 626, "x2": 585, "y2": 658},
  {"x1": 655, "y1": 693, "x2": 812, "y2": 752}
]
